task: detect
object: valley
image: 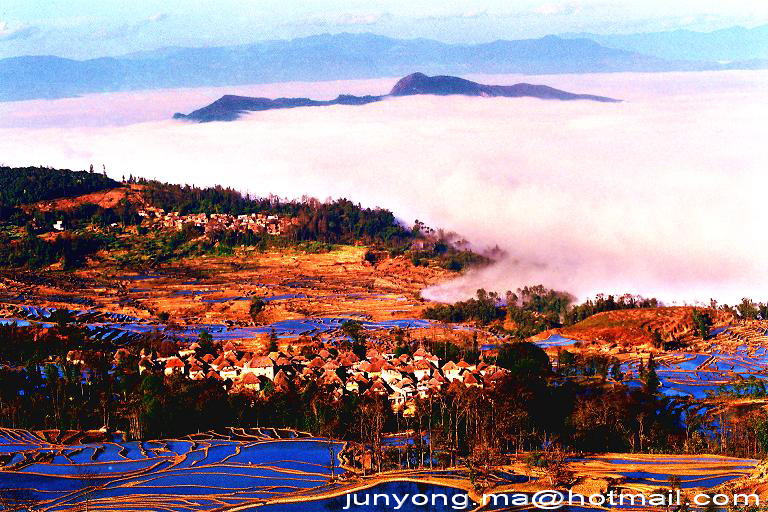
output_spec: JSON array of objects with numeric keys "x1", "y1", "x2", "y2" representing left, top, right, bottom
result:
[{"x1": 2, "y1": 168, "x2": 768, "y2": 510}]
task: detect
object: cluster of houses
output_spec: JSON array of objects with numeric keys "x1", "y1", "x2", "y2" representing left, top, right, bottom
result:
[
  {"x1": 138, "y1": 207, "x2": 296, "y2": 236},
  {"x1": 133, "y1": 343, "x2": 508, "y2": 416}
]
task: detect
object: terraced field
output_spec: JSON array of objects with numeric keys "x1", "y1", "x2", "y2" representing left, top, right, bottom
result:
[
  {"x1": 0, "y1": 247, "x2": 450, "y2": 331},
  {"x1": 0, "y1": 303, "x2": 439, "y2": 344},
  {"x1": 0, "y1": 427, "x2": 758, "y2": 512},
  {"x1": 621, "y1": 329, "x2": 768, "y2": 399},
  {"x1": 0, "y1": 428, "x2": 346, "y2": 511}
]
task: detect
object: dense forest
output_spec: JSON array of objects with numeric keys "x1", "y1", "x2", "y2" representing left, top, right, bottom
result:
[{"x1": 0, "y1": 166, "x2": 117, "y2": 208}]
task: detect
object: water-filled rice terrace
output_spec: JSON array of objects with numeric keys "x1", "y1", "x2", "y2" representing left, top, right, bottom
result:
[
  {"x1": 573, "y1": 453, "x2": 757, "y2": 490},
  {"x1": 0, "y1": 427, "x2": 347, "y2": 511},
  {"x1": 532, "y1": 328, "x2": 768, "y2": 400},
  {"x1": 0, "y1": 303, "x2": 439, "y2": 343},
  {"x1": 0, "y1": 428, "x2": 758, "y2": 511},
  {"x1": 623, "y1": 330, "x2": 768, "y2": 399}
]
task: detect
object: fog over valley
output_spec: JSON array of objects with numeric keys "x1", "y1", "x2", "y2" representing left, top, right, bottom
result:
[{"x1": 1, "y1": 70, "x2": 766, "y2": 305}]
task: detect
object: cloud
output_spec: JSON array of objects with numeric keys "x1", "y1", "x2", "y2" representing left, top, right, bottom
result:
[
  {"x1": 335, "y1": 12, "x2": 388, "y2": 26},
  {"x1": 0, "y1": 70, "x2": 765, "y2": 305},
  {"x1": 147, "y1": 13, "x2": 169, "y2": 23},
  {"x1": 531, "y1": 3, "x2": 584, "y2": 16},
  {"x1": 296, "y1": 12, "x2": 391, "y2": 28},
  {"x1": 94, "y1": 13, "x2": 169, "y2": 40},
  {"x1": 0, "y1": 21, "x2": 39, "y2": 41}
]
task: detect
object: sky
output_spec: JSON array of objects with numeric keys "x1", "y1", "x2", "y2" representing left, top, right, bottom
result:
[{"x1": 1, "y1": 0, "x2": 768, "y2": 59}]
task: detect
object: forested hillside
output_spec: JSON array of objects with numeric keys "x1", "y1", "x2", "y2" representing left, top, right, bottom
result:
[{"x1": 0, "y1": 166, "x2": 118, "y2": 208}]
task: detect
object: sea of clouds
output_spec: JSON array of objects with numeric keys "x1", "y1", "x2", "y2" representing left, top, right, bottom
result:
[{"x1": 0, "y1": 70, "x2": 766, "y2": 305}]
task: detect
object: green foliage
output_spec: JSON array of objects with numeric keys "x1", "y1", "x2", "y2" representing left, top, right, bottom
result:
[
  {"x1": 342, "y1": 320, "x2": 366, "y2": 343},
  {"x1": 249, "y1": 297, "x2": 266, "y2": 322},
  {"x1": 0, "y1": 232, "x2": 105, "y2": 269},
  {"x1": 714, "y1": 376, "x2": 768, "y2": 398},
  {"x1": 495, "y1": 342, "x2": 551, "y2": 377},
  {"x1": 0, "y1": 166, "x2": 117, "y2": 208},
  {"x1": 423, "y1": 289, "x2": 504, "y2": 325},
  {"x1": 652, "y1": 329, "x2": 664, "y2": 348},
  {"x1": 643, "y1": 355, "x2": 661, "y2": 394},
  {"x1": 564, "y1": 293, "x2": 660, "y2": 325},
  {"x1": 692, "y1": 309, "x2": 713, "y2": 340},
  {"x1": 737, "y1": 298, "x2": 760, "y2": 320}
]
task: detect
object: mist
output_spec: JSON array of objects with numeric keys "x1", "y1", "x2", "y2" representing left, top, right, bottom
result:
[{"x1": 1, "y1": 70, "x2": 766, "y2": 305}]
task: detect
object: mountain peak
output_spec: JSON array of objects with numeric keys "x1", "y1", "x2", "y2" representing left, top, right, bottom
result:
[{"x1": 390, "y1": 73, "x2": 483, "y2": 96}]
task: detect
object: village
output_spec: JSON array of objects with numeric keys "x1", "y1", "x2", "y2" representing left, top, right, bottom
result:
[
  {"x1": 70, "y1": 334, "x2": 508, "y2": 417},
  {"x1": 137, "y1": 207, "x2": 297, "y2": 236}
]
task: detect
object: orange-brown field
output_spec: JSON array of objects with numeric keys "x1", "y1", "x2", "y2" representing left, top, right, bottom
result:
[
  {"x1": 534, "y1": 307, "x2": 734, "y2": 353},
  {"x1": 21, "y1": 184, "x2": 147, "y2": 213},
  {"x1": 0, "y1": 246, "x2": 450, "y2": 325}
]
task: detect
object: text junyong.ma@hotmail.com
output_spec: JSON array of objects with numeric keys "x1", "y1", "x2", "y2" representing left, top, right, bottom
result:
[{"x1": 341, "y1": 489, "x2": 760, "y2": 510}]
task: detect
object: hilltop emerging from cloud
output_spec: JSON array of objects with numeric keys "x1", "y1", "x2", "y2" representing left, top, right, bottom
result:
[{"x1": 174, "y1": 72, "x2": 620, "y2": 122}]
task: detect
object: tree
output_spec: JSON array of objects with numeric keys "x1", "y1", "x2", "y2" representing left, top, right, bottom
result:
[
  {"x1": 609, "y1": 359, "x2": 624, "y2": 381},
  {"x1": 737, "y1": 298, "x2": 759, "y2": 320},
  {"x1": 342, "y1": 320, "x2": 365, "y2": 343},
  {"x1": 267, "y1": 329, "x2": 279, "y2": 353},
  {"x1": 643, "y1": 355, "x2": 661, "y2": 394},
  {"x1": 197, "y1": 330, "x2": 214, "y2": 355},
  {"x1": 495, "y1": 342, "x2": 550, "y2": 378},
  {"x1": 691, "y1": 309, "x2": 713, "y2": 340},
  {"x1": 652, "y1": 329, "x2": 664, "y2": 349},
  {"x1": 249, "y1": 297, "x2": 266, "y2": 322}
]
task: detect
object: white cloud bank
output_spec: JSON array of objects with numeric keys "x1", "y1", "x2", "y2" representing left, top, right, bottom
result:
[{"x1": 0, "y1": 70, "x2": 766, "y2": 305}]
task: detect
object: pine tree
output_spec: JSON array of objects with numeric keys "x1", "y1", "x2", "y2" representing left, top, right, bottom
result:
[{"x1": 643, "y1": 355, "x2": 660, "y2": 394}]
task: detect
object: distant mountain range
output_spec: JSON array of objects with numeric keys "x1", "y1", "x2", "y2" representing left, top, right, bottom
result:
[
  {"x1": 3, "y1": 31, "x2": 766, "y2": 103},
  {"x1": 2, "y1": 28, "x2": 767, "y2": 103},
  {"x1": 174, "y1": 72, "x2": 620, "y2": 122},
  {"x1": 562, "y1": 25, "x2": 768, "y2": 62}
]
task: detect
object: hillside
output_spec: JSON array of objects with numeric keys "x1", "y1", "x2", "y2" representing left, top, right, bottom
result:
[
  {"x1": 0, "y1": 167, "x2": 486, "y2": 273},
  {"x1": 541, "y1": 306, "x2": 735, "y2": 348},
  {"x1": 0, "y1": 166, "x2": 118, "y2": 208},
  {"x1": 175, "y1": 72, "x2": 619, "y2": 122},
  {"x1": 21, "y1": 184, "x2": 147, "y2": 213}
]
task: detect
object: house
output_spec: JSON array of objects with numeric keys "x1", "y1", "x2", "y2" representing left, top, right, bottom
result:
[
  {"x1": 366, "y1": 359, "x2": 385, "y2": 379},
  {"x1": 164, "y1": 357, "x2": 185, "y2": 376},
  {"x1": 413, "y1": 347, "x2": 438, "y2": 364},
  {"x1": 241, "y1": 372, "x2": 261, "y2": 391},
  {"x1": 413, "y1": 359, "x2": 434, "y2": 381},
  {"x1": 219, "y1": 364, "x2": 239, "y2": 381},
  {"x1": 320, "y1": 370, "x2": 343, "y2": 387},
  {"x1": 463, "y1": 371, "x2": 480, "y2": 387},
  {"x1": 365, "y1": 378, "x2": 390, "y2": 397},
  {"x1": 442, "y1": 361, "x2": 462, "y2": 382},
  {"x1": 273, "y1": 370, "x2": 291, "y2": 392},
  {"x1": 457, "y1": 360, "x2": 475, "y2": 372},
  {"x1": 245, "y1": 356, "x2": 275, "y2": 380},
  {"x1": 189, "y1": 365, "x2": 205, "y2": 380},
  {"x1": 381, "y1": 365, "x2": 402, "y2": 385}
]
